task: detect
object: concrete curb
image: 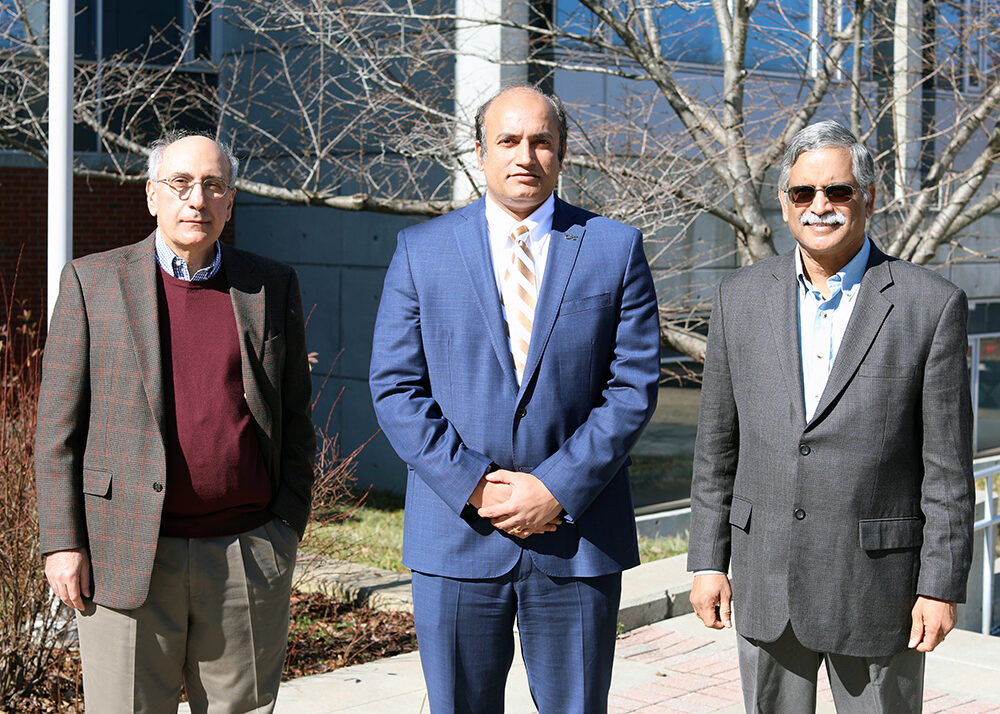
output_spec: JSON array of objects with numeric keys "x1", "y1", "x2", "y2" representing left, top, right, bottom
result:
[
  {"x1": 296, "y1": 552, "x2": 695, "y2": 631},
  {"x1": 618, "y1": 554, "x2": 694, "y2": 631},
  {"x1": 294, "y1": 555, "x2": 414, "y2": 612}
]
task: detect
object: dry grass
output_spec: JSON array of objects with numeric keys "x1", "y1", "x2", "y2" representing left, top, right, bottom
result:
[
  {"x1": 638, "y1": 533, "x2": 689, "y2": 563},
  {"x1": 305, "y1": 489, "x2": 406, "y2": 573},
  {"x1": 305, "y1": 488, "x2": 689, "y2": 572}
]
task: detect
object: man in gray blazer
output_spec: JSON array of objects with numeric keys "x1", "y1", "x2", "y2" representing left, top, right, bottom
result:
[
  {"x1": 36, "y1": 133, "x2": 315, "y2": 712},
  {"x1": 688, "y1": 121, "x2": 974, "y2": 712}
]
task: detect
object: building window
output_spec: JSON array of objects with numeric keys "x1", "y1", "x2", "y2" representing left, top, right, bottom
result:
[
  {"x1": 75, "y1": 0, "x2": 213, "y2": 64},
  {"x1": 72, "y1": 1, "x2": 217, "y2": 152},
  {"x1": 968, "y1": 301, "x2": 1000, "y2": 455},
  {"x1": 0, "y1": 1, "x2": 46, "y2": 50},
  {"x1": 555, "y1": 0, "x2": 869, "y2": 78},
  {"x1": 0, "y1": 5, "x2": 25, "y2": 48},
  {"x1": 931, "y1": 0, "x2": 1000, "y2": 92}
]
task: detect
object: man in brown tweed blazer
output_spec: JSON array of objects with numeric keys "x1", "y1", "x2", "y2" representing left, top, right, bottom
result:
[{"x1": 35, "y1": 133, "x2": 316, "y2": 713}]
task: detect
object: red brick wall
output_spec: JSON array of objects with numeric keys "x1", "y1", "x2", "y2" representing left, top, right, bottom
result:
[{"x1": 0, "y1": 166, "x2": 235, "y2": 330}]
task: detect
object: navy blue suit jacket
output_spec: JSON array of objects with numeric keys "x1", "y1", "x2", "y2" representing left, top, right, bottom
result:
[{"x1": 369, "y1": 195, "x2": 660, "y2": 579}]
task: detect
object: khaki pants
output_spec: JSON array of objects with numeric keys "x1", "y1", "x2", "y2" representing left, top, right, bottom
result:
[{"x1": 76, "y1": 518, "x2": 298, "y2": 714}]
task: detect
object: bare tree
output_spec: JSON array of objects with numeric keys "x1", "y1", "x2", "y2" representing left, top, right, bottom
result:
[
  {"x1": 1, "y1": 0, "x2": 998, "y2": 358},
  {"x1": 492, "y1": 0, "x2": 1000, "y2": 272}
]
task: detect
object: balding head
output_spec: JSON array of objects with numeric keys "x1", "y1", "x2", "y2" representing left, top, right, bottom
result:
[
  {"x1": 145, "y1": 133, "x2": 236, "y2": 272},
  {"x1": 475, "y1": 85, "x2": 567, "y2": 162},
  {"x1": 148, "y1": 132, "x2": 239, "y2": 184}
]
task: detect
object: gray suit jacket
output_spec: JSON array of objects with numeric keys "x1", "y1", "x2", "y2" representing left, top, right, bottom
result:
[
  {"x1": 688, "y1": 244, "x2": 975, "y2": 657},
  {"x1": 35, "y1": 234, "x2": 316, "y2": 610}
]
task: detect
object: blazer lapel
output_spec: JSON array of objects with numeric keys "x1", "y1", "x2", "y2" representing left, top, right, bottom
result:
[
  {"x1": 454, "y1": 199, "x2": 520, "y2": 390},
  {"x1": 119, "y1": 234, "x2": 166, "y2": 438},
  {"x1": 805, "y1": 247, "x2": 894, "y2": 431},
  {"x1": 766, "y1": 253, "x2": 808, "y2": 427},
  {"x1": 518, "y1": 196, "x2": 584, "y2": 394},
  {"x1": 222, "y1": 245, "x2": 270, "y2": 431}
]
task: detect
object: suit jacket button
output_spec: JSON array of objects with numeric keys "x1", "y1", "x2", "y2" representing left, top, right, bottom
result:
[
  {"x1": 516, "y1": 407, "x2": 527, "y2": 419},
  {"x1": 153, "y1": 482, "x2": 163, "y2": 492},
  {"x1": 798, "y1": 444, "x2": 811, "y2": 456},
  {"x1": 794, "y1": 508, "x2": 806, "y2": 520}
]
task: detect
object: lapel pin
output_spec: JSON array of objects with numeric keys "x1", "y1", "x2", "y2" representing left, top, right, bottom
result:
[{"x1": 565, "y1": 233, "x2": 578, "y2": 241}]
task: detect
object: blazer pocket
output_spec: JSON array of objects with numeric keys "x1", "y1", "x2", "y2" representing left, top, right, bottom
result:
[
  {"x1": 261, "y1": 332, "x2": 285, "y2": 373},
  {"x1": 560, "y1": 292, "x2": 611, "y2": 316},
  {"x1": 82, "y1": 469, "x2": 112, "y2": 498},
  {"x1": 262, "y1": 331, "x2": 284, "y2": 356},
  {"x1": 729, "y1": 495, "x2": 752, "y2": 532},
  {"x1": 858, "y1": 516, "x2": 923, "y2": 550}
]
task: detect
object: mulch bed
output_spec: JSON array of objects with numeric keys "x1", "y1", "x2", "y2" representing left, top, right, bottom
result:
[
  {"x1": 3, "y1": 589, "x2": 416, "y2": 712},
  {"x1": 284, "y1": 589, "x2": 417, "y2": 678}
]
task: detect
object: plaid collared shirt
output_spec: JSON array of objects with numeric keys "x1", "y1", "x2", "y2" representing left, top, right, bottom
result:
[{"x1": 154, "y1": 229, "x2": 222, "y2": 281}]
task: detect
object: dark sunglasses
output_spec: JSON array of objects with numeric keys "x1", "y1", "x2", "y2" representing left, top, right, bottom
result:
[{"x1": 785, "y1": 183, "x2": 861, "y2": 206}]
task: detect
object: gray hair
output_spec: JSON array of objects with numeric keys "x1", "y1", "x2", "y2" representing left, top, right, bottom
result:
[
  {"x1": 778, "y1": 121, "x2": 874, "y2": 202},
  {"x1": 147, "y1": 130, "x2": 239, "y2": 184},
  {"x1": 475, "y1": 84, "x2": 568, "y2": 162}
]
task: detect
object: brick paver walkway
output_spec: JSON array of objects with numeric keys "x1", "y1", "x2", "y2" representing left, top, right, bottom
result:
[{"x1": 611, "y1": 624, "x2": 1000, "y2": 714}]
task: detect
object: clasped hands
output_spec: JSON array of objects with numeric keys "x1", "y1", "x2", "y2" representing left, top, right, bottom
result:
[{"x1": 469, "y1": 469, "x2": 563, "y2": 539}]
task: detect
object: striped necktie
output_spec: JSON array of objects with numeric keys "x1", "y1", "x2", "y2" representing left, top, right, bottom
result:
[{"x1": 501, "y1": 224, "x2": 537, "y2": 384}]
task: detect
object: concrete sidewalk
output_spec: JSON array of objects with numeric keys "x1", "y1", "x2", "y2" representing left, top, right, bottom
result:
[
  {"x1": 266, "y1": 612, "x2": 1000, "y2": 713},
  {"x1": 183, "y1": 555, "x2": 1000, "y2": 713},
  {"x1": 270, "y1": 555, "x2": 1000, "y2": 713}
]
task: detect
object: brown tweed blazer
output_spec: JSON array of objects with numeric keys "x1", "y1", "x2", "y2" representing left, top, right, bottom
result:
[{"x1": 35, "y1": 234, "x2": 316, "y2": 610}]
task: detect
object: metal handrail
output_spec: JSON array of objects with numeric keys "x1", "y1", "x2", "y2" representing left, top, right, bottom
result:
[{"x1": 972, "y1": 455, "x2": 1000, "y2": 635}]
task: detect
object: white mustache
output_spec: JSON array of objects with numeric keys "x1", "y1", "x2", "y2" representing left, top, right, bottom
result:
[{"x1": 800, "y1": 211, "x2": 846, "y2": 226}]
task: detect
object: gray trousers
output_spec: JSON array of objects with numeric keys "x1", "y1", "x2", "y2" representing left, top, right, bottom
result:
[
  {"x1": 737, "y1": 623, "x2": 925, "y2": 713},
  {"x1": 76, "y1": 518, "x2": 298, "y2": 714}
]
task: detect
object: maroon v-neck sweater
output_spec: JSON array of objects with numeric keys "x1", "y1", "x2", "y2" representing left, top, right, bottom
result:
[{"x1": 156, "y1": 267, "x2": 272, "y2": 537}]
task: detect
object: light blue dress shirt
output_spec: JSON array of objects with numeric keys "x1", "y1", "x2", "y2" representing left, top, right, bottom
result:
[
  {"x1": 154, "y1": 229, "x2": 222, "y2": 282},
  {"x1": 796, "y1": 237, "x2": 870, "y2": 421}
]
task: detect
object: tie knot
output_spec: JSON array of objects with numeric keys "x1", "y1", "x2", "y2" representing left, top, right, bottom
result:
[{"x1": 511, "y1": 225, "x2": 530, "y2": 244}]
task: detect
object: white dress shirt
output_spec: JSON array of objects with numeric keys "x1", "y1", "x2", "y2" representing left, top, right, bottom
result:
[{"x1": 484, "y1": 192, "x2": 555, "y2": 299}]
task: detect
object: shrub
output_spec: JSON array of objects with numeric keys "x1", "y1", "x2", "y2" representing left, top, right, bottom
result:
[
  {"x1": 0, "y1": 267, "x2": 76, "y2": 710},
  {"x1": 295, "y1": 351, "x2": 375, "y2": 584}
]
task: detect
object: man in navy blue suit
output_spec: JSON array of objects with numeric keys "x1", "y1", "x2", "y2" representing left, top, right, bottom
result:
[{"x1": 369, "y1": 85, "x2": 661, "y2": 713}]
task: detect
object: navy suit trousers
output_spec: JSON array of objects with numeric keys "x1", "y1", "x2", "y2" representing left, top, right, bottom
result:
[{"x1": 411, "y1": 550, "x2": 622, "y2": 714}]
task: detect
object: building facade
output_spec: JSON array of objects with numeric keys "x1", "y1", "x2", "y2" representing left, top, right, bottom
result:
[{"x1": 1, "y1": 0, "x2": 997, "y2": 493}]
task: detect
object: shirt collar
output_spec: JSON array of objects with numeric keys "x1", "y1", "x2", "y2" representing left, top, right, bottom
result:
[
  {"x1": 484, "y1": 192, "x2": 555, "y2": 245},
  {"x1": 154, "y1": 228, "x2": 222, "y2": 282},
  {"x1": 795, "y1": 236, "x2": 870, "y2": 299}
]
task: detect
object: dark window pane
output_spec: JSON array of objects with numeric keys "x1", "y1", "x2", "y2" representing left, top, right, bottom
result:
[
  {"x1": 975, "y1": 336, "x2": 1000, "y2": 453},
  {"x1": 969, "y1": 302, "x2": 1000, "y2": 335},
  {"x1": 75, "y1": 2, "x2": 98, "y2": 60},
  {"x1": 194, "y1": 0, "x2": 212, "y2": 60},
  {"x1": 102, "y1": 0, "x2": 181, "y2": 60}
]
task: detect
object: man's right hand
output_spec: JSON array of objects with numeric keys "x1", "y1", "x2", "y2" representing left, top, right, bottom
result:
[
  {"x1": 468, "y1": 477, "x2": 512, "y2": 511},
  {"x1": 690, "y1": 573, "x2": 733, "y2": 629},
  {"x1": 44, "y1": 547, "x2": 91, "y2": 610},
  {"x1": 467, "y1": 475, "x2": 560, "y2": 538}
]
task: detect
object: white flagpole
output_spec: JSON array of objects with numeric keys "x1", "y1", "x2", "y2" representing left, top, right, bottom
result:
[{"x1": 47, "y1": 0, "x2": 74, "y2": 325}]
